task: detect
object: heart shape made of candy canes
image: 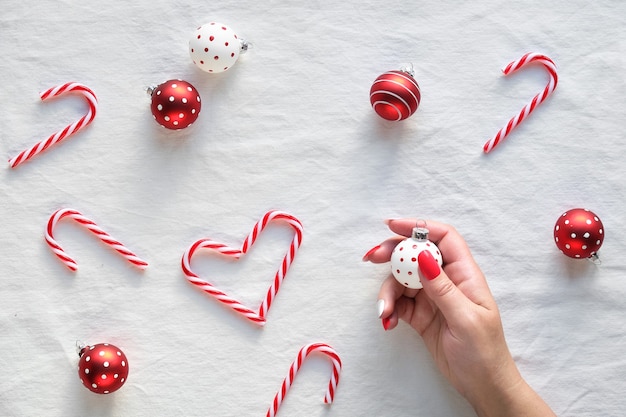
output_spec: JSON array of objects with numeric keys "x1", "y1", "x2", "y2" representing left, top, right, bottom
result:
[{"x1": 181, "y1": 210, "x2": 303, "y2": 326}]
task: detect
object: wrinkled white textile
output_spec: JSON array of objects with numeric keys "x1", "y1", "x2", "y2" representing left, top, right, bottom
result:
[{"x1": 1, "y1": 1, "x2": 625, "y2": 416}]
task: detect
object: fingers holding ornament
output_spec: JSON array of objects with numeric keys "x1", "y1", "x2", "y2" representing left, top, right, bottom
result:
[
  {"x1": 362, "y1": 238, "x2": 404, "y2": 263},
  {"x1": 364, "y1": 220, "x2": 443, "y2": 290},
  {"x1": 389, "y1": 221, "x2": 443, "y2": 289},
  {"x1": 385, "y1": 218, "x2": 480, "y2": 269},
  {"x1": 364, "y1": 219, "x2": 444, "y2": 262}
]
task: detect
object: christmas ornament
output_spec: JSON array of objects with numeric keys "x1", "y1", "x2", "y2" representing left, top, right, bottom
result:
[
  {"x1": 483, "y1": 52, "x2": 558, "y2": 153},
  {"x1": 181, "y1": 210, "x2": 303, "y2": 326},
  {"x1": 148, "y1": 79, "x2": 201, "y2": 130},
  {"x1": 9, "y1": 82, "x2": 97, "y2": 169},
  {"x1": 390, "y1": 221, "x2": 443, "y2": 289},
  {"x1": 46, "y1": 208, "x2": 148, "y2": 271},
  {"x1": 554, "y1": 208, "x2": 604, "y2": 260},
  {"x1": 189, "y1": 22, "x2": 250, "y2": 73},
  {"x1": 370, "y1": 65, "x2": 421, "y2": 121},
  {"x1": 266, "y1": 342, "x2": 342, "y2": 417},
  {"x1": 77, "y1": 342, "x2": 129, "y2": 394}
]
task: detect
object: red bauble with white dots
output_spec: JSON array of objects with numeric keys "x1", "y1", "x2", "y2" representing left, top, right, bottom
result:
[
  {"x1": 370, "y1": 70, "x2": 421, "y2": 121},
  {"x1": 150, "y1": 79, "x2": 201, "y2": 130},
  {"x1": 78, "y1": 343, "x2": 129, "y2": 394},
  {"x1": 554, "y1": 208, "x2": 604, "y2": 259},
  {"x1": 390, "y1": 225, "x2": 442, "y2": 289}
]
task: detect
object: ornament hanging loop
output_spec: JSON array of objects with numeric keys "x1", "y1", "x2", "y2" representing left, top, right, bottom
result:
[
  {"x1": 589, "y1": 253, "x2": 602, "y2": 265},
  {"x1": 239, "y1": 38, "x2": 252, "y2": 54},
  {"x1": 75, "y1": 340, "x2": 86, "y2": 357},
  {"x1": 412, "y1": 219, "x2": 429, "y2": 241},
  {"x1": 400, "y1": 63, "x2": 416, "y2": 77}
]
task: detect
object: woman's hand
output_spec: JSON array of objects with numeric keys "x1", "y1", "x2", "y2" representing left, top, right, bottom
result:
[{"x1": 364, "y1": 218, "x2": 556, "y2": 417}]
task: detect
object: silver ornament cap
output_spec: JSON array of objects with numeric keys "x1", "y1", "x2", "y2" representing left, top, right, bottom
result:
[{"x1": 411, "y1": 226, "x2": 429, "y2": 241}]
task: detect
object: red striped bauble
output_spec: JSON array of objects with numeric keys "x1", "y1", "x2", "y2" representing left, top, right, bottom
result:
[{"x1": 370, "y1": 70, "x2": 421, "y2": 121}]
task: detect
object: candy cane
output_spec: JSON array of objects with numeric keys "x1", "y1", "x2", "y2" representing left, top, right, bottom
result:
[
  {"x1": 9, "y1": 82, "x2": 97, "y2": 168},
  {"x1": 483, "y1": 53, "x2": 558, "y2": 153},
  {"x1": 266, "y1": 343, "x2": 342, "y2": 417},
  {"x1": 181, "y1": 210, "x2": 303, "y2": 326},
  {"x1": 45, "y1": 208, "x2": 148, "y2": 271}
]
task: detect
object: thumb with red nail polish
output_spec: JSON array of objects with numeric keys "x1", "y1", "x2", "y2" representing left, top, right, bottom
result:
[
  {"x1": 417, "y1": 249, "x2": 470, "y2": 324},
  {"x1": 418, "y1": 250, "x2": 441, "y2": 281}
]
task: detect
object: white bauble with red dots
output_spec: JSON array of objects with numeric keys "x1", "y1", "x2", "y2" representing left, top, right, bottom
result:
[
  {"x1": 190, "y1": 22, "x2": 242, "y2": 73},
  {"x1": 78, "y1": 343, "x2": 129, "y2": 394},
  {"x1": 390, "y1": 226, "x2": 442, "y2": 289}
]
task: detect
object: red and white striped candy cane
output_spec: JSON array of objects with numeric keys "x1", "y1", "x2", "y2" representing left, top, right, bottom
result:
[
  {"x1": 483, "y1": 53, "x2": 558, "y2": 153},
  {"x1": 45, "y1": 208, "x2": 148, "y2": 271},
  {"x1": 9, "y1": 82, "x2": 98, "y2": 168},
  {"x1": 266, "y1": 342, "x2": 342, "y2": 417},
  {"x1": 181, "y1": 210, "x2": 303, "y2": 326}
]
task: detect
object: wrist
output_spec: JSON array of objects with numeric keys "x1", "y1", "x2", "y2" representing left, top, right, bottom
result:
[
  {"x1": 468, "y1": 361, "x2": 555, "y2": 417},
  {"x1": 466, "y1": 358, "x2": 521, "y2": 417},
  {"x1": 470, "y1": 371, "x2": 526, "y2": 417}
]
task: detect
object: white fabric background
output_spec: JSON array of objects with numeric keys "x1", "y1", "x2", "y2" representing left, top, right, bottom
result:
[{"x1": 1, "y1": 1, "x2": 625, "y2": 416}]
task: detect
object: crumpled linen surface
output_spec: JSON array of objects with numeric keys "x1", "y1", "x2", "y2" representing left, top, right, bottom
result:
[{"x1": 1, "y1": 1, "x2": 625, "y2": 416}]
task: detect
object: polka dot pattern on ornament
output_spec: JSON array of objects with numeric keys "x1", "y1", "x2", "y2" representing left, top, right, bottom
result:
[
  {"x1": 189, "y1": 22, "x2": 241, "y2": 73},
  {"x1": 553, "y1": 208, "x2": 604, "y2": 259},
  {"x1": 390, "y1": 238, "x2": 442, "y2": 289},
  {"x1": 150, "y1": 80, "x2": 201, "y2": 130},
  {"x1": 78, "y1": 343, "x2": 129, "y2": 394}
]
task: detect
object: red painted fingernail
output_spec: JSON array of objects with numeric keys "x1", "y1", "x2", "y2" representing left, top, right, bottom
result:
[
  {"x1": 418, "y1": 250, "x2": 440, "y2": 281},
  {"x1": 382, "y1": 317, "x2": 391, "y2": 331},
  {"x1": 362, "y1": 245, "x2": 381, "y2": 262}
]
